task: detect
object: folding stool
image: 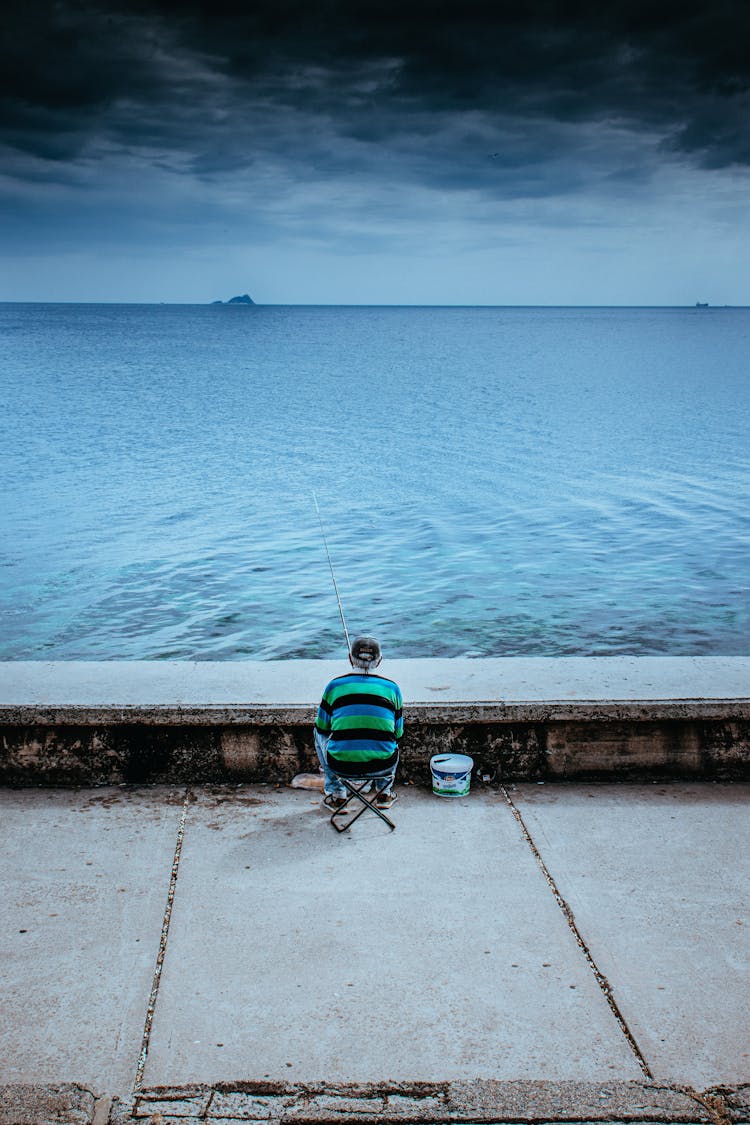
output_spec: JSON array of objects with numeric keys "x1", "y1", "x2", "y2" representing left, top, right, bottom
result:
[{"x1": 328, "y1": 765, "x2": 397, "y2": 833}]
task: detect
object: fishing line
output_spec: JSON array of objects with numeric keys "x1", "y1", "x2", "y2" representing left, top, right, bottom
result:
[{"x1": 312, "y1": 491, "x2": 352, "y2": 657}]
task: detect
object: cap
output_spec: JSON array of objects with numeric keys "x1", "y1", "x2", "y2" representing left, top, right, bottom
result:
[{"x1": 350, "y1": 635, "x2": 382, "y2": 668}]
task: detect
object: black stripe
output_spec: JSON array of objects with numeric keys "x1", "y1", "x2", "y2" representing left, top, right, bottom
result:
[
  {"x1": 318, "y1": 700, "x2": 332, "y2": 715},
  {"x1": 329, "y1": 727, "x2": 396, "y2": 741},
  {"x1": 327, "y1": 749, "x2": 399, "y2": 777},
  {"x1": 331, "y1": 692, "x2": 396, "y2": 713},
  {"x1": 394, "y1": 708, "x2": 403, "y2": 720}
]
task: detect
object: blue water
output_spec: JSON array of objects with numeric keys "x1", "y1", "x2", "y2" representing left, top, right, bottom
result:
[{"x1": 1, "y1": 303, "x2": 749, "y2": 659}]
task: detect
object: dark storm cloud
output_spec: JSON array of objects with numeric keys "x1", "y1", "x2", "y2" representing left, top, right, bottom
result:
[{"x1": 2, "y1": 0, "x2": 750, "y2": 198}]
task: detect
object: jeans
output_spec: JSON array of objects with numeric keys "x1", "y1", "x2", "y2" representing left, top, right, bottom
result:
[{"x1": 314, "y1": 729, "x2": 396, "y2": 798}]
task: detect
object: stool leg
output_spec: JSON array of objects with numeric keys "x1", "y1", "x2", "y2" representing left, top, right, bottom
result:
[{"x1": 330, "y1": 779, "x2": 396, "y2": 833}]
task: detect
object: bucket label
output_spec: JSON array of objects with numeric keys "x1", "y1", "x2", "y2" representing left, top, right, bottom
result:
[{"x1": 432, "y1": 771, "x2": 471, "y2": 796}]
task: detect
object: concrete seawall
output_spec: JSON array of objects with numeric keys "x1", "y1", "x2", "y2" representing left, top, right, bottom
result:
[{"x1": 1, "y1": 657, "x2": 749, "y2": 785}]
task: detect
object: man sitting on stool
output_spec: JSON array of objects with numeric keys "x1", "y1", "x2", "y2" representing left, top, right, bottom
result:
[{"x1": 314, "y1": 636, "x2": 403, "y2": 810}]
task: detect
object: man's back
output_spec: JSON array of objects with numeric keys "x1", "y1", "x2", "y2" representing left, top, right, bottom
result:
[{"x1": 315, "y1": 671, "x2": 403, "y2": 773}]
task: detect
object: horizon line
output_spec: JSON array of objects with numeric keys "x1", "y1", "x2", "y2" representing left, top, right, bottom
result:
[{"x1": 0, "y1": 300, "x2": 742, "y2": 309}]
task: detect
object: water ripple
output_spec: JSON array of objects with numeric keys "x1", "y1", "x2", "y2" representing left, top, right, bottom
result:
[{"x1": 2, "y1": 304, "x2": 749, "y2": 657}]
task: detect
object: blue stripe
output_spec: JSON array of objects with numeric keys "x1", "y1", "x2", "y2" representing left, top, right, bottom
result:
[
  {"x1": 328, "y1": 738, "x2": 398, "y2": 757},
  {"x1": 336, "y1": 703, "x2": 394, "y2": 721}
]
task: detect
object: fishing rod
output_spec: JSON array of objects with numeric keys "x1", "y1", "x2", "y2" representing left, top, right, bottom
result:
[{"x1": 312, "y1": 491, "x2": 352, "y2": 658}]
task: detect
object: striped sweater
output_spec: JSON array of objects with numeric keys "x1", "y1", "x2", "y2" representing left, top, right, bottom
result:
[{"x1": 315, "y1": 672, "x2": 404, "y2": 774}]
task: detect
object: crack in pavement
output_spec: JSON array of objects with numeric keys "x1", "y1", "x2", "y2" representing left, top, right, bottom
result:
[
  {"x1": 682, "y1": 1087, "x2": 734, "y2": 1125},
  {"x1": 500, "y1": 785, "x2": 654, "y2": 1080},
  {"x1": 132, "y1": 788, "x2": 191, "y2": 1094}
]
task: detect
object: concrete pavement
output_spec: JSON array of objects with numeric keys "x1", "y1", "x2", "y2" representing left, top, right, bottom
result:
[
  {"x1": 144, "y1": 789, "x2": 639, "y2": 1086},
  {"x1": 0, "y1": 782, "x2": 748, "y2": 1123},
  {"x1": 1, "y1": 787, "x2": 184, "y2": 1097},
  {"x1": 513, "y1": 783, "x2": 750, "y2": 1086}
]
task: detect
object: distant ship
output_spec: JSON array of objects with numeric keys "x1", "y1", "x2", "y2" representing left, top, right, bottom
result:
[{"x1": 695, "y1": 301, "x2": 709, "y2": 308}]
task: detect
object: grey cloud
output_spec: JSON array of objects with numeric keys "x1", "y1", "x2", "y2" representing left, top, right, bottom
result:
[{"x1": 2, "y1": 0, "x2": 750, "y2": 209}]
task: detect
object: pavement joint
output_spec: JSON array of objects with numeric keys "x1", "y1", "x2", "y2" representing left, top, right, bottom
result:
[
  {"x1": 133, "y1": 789, "x2": 192, "y2": 1095},
  {"x1": 500, "y1": 786, "x2": 653, "y2": 1080}
]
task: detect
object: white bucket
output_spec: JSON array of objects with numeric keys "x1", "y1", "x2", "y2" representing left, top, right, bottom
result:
[{"x1": 430, "y1": 753, "x2": 474, "y2": 797}]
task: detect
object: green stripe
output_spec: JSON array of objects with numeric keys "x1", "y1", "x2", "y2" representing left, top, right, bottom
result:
[{"x1": 327, "y1": 682, "x2": 398, "y2": 704}]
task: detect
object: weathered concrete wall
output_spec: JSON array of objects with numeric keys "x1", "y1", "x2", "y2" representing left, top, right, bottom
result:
[{"x1": 2, "y1": 716, "x2": 750, "y2": 786}]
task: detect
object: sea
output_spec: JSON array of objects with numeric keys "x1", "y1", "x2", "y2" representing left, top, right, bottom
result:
[{"x1": 1, "y1": 303, "x2": 749, "y2": 660}]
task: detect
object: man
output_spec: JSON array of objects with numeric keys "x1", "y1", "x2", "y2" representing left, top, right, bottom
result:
[{"x1": 314, "y1": 635, "x2": 403, "y2": 810}]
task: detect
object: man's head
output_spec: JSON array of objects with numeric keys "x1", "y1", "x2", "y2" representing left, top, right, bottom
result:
[{"x1": 349, "y1": 635, "x2": 382, "y2": 672}]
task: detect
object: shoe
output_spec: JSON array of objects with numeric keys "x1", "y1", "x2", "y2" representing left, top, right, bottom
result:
[
  {"x1": 374, "y1": 790, "x2": 398, "y2": 809},
  {"x1": 324, "y1": 793, "x2": 347, "y2": 810}
]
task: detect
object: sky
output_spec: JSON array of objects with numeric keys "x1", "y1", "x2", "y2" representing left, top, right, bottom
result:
[{"x1": 2, "y1": 1, "x2": 749, "y2": 304}]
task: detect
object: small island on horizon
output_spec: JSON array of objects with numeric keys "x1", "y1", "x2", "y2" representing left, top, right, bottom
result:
[{"x1": 211, "y1": 293, "x2": 255, "y2": 305}]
